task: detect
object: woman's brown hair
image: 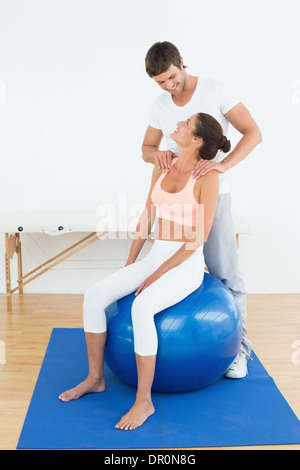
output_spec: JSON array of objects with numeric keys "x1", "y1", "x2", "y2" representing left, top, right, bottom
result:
[{"x1": 194, "y1": 113, "x2": 231, "y2": 160}]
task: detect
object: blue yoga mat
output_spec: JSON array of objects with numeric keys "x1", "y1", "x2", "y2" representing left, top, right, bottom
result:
[{"x1": 17, "y1": 328, "x2": 300, "y2": 449}]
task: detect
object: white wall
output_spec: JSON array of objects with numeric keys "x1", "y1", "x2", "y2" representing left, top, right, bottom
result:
[{"x1": 0, "y1": 0, "x2": 299, "y2": 295}]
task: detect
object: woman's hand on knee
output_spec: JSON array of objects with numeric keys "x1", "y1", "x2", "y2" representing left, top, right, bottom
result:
[
  {"x1": 124, "y1": 259, "x2": 135, "y2": 267},
  {"x1": 135, "y1": 267, "x2": 165, "y2": 296}
]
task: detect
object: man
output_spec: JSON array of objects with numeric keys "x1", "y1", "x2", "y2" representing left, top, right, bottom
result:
[{"x1": 142, "y1": 41, "x2": 262, "y2": 378}]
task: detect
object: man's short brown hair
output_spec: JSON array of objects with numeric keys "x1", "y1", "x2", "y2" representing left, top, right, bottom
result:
[{"x1": 145, "y1": 41, "x2": 187, "y2": 77}]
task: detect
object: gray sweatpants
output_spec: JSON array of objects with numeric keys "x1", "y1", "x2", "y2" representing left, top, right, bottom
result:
[{"x1": 203, "y1": 193, "x2": 252, "y2": 359}]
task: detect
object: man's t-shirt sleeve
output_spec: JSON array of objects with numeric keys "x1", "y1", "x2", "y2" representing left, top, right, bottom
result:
[
  {"x1": 216, "y1": 80, "x2": 241, "y2": 115},
  {"x1": 148, "y1": 99, "x2": 161, "y2": 129}
]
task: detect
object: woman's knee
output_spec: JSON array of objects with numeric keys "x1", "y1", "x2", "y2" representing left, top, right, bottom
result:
[
  {"x1": 83, "y1": 284, "x2": 107, "y2": 332},
  {"x1": 131, "y1": 295, "x2": 158, "y2": 356},
  {"x1": 131, "y1": 295, "x2": 143, "y2": 321},
  {"x1": 131, "y1": 294, "x2": 153, "y2": 328},
  {"x1": 83, "y1": 284, "x2": 99, "y2": 309},
  {"x1": 84, "y1": 278, "x2": 112, "y2": 305},
  {"x1": 83, "y1": 283, "x2": 106, "y2": 318}
]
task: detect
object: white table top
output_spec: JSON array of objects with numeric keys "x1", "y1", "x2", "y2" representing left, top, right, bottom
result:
[{"x1": 0, "y1": 210, "x2": 252, "y2": 235}]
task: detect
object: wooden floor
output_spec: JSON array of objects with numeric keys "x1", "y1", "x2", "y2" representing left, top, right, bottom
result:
[{"x1": 0, "y1": 292, "x2": 300, "y2": 451}]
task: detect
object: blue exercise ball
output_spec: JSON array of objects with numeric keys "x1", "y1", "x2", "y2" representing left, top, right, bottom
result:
[{"x1": 104, "y1": 273, "x2": 242, "y2": 393}]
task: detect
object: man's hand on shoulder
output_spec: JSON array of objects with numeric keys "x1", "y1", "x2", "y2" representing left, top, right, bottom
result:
[
  {"x1": 154, "y1": 150, "x2": 177, "y2": 172},
  {"x1": 191, "y1": 159, "x2": 227, "y2": 179}
]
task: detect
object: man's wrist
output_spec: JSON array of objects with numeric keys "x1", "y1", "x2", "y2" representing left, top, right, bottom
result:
[{"x1": 221, "y1": 157, "x2": 231, "y2": 172}]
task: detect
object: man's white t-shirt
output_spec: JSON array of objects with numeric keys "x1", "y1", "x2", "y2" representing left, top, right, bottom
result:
[{"x1": 148, "y1": 77, "x2": 241, "y2": 194}]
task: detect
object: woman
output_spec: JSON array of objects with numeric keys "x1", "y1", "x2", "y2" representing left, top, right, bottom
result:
[{"x1": 59, "y1": 113, "x2": 231, "y2": 431}]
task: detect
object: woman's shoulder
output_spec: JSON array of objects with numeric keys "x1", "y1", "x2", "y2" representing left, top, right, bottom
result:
[
  {"x1": 150, "y1": 161, "x2": 163, "y2": 186},
  {"x1": 202, "y1": 169, "x2": 218, "y2": 180},
  {"x1": 195, "y1": 170, "x2": 219, "y2": 187},
  {"x1": 199, "y1": 170, "x2": 219, "y2": 187},
  {"x1": 153, "y1": 160, "x2": 164, "y2": 177},
  {"x1": 152, "y1": 156, "x2": 177, "y2": 179},
  {"x1": 195, "y1": 170, "x2": 219, "y2": 199}
]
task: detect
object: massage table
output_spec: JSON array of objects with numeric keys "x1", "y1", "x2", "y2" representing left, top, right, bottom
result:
[{"x1": 0, "y1": 210, "x2": 252, "y2": 313}]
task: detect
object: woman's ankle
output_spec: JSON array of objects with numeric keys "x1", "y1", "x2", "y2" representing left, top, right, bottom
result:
[
  {"x1": 135, "y1": 392, "x2": 152, "y2": 405},
  {"x1": 87, "y1": 372, "x2": 105, "y2": 383}
]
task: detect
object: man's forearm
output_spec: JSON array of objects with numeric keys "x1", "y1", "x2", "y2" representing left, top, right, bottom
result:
[
  {"x1": 222, "y1": 127, "x2": 262, "y2": 171},
  {"x1": 142, "y1": 145, "x2": 158, "y2": 164}
]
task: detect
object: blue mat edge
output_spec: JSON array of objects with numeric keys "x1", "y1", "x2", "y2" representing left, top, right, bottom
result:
[{"x1": 17, "y1": 328, "x2": 300, "y2": 450}]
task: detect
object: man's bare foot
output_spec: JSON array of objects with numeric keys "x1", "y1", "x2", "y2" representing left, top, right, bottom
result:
[
  {"x1": 58, "y1": 376, "x2": 106, "y2": 402},
  {"x1": 115, "y1": 399, "x2": 155, "y2": 430}
]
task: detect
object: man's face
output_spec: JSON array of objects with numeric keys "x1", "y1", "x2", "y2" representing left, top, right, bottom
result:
[{"x1": 152, "y1": 63, "x2": 186, "y2": 96}]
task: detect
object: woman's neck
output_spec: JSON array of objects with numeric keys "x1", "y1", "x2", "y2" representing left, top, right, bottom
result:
[{"x1": 175, "y1": 147, "x2": 199, "y2": 173}]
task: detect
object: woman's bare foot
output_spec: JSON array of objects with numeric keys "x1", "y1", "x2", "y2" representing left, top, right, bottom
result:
[
  {"x1": 115, "y1": 399, "x2": 155, "y2": 430},
  {"x1": 58, "y1": 376, "x2": 106, "y2": 402}
]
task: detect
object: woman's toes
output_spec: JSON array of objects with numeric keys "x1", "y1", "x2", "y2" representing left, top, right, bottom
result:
[{"x1": 115, "y1": 417, "x2": 126, "y2": 430}]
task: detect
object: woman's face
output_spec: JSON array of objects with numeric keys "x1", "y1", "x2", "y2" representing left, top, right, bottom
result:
[{"x1": 170, "y1": 114, "x2": 200, "y2": 147}]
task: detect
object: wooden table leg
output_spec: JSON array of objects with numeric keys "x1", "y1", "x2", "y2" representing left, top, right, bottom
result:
[
  {"x1": 15, "y1": 233, "x2": 23, "y2": 295},
  {"x1": 5, "y1": 233, "x2": 12, "y2": 313},
  {"x1": 236, "y1": 233, "x2": 239, "y2": 250}
]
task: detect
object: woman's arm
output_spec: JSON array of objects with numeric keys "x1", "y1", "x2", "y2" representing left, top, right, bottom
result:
[
  {"x1": 135, "y1": 171, "x2": 219, "y2": 294},
  {"x1": 125, "y1": 164, "x2": 161, "y2": 265}
]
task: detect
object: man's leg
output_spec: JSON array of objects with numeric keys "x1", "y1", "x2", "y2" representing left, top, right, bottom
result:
[{"x1": 203, "y1": 193, "x2": 251, "y2": 376}]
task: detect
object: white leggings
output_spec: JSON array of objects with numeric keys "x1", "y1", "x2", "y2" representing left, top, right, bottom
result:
[{"x1": 83, "y1": 240, "x2": 204, "y2": 356}]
